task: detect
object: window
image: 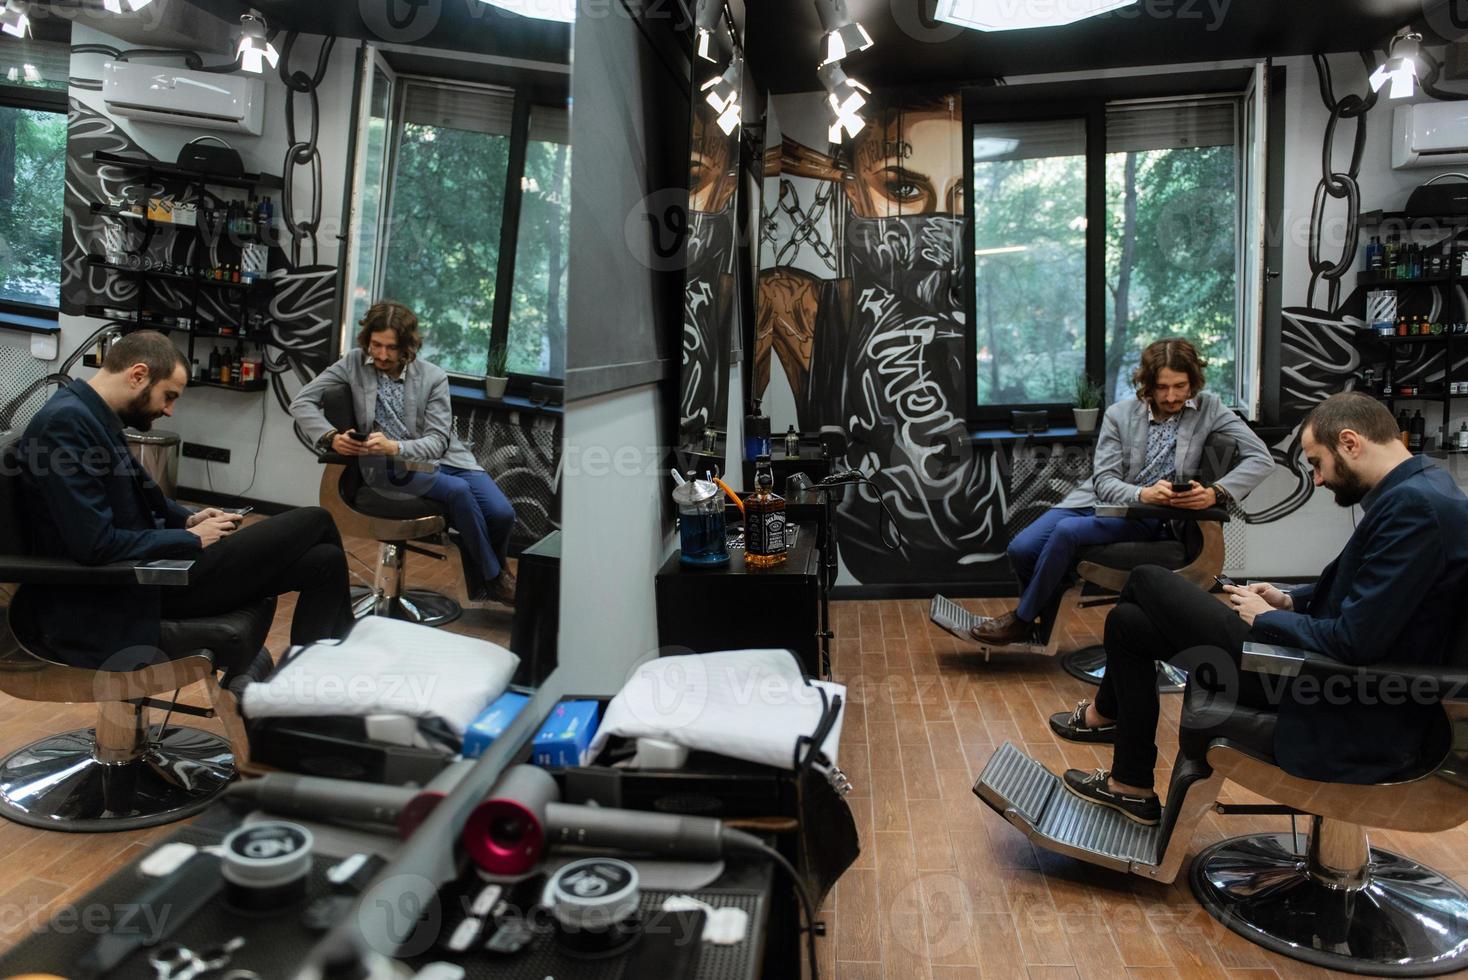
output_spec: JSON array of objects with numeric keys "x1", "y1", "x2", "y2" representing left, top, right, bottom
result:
[
  {"x1": 0, "y1": 39, "x2": 69, "y2": 313},
  {"x1": 1104, "y1": 100, "x2": 1239, "y2": 405},
  {"x1": 349, "y1": 70, "x2": 571, "y2": 383},
  {"x1": 972, "y1": 118, "x2": 1088, "y2": 407},
  {"x1": 970, "y1": 87, "x2": 1264, "y2": 421}
]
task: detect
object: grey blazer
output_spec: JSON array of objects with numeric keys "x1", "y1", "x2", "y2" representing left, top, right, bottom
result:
[
  {"x1": 290, "y1": 351, "x2": 481, "y2": 472},
  {"x1": 1058, "y1": 391, "x2": 1273, "y2": 510}
]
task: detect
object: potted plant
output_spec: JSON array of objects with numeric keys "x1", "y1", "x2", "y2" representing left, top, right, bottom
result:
[
  {"x1": 1072, "y1": 373, "x2": 1104, "y2": 433},
  {"x1": 484, "y1": 343, "x2": 509, "y2": 400}
]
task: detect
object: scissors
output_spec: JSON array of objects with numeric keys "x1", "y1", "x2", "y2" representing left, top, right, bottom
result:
[{"x1": 148, "y1": 936, "x2": 245, "y2": 980}]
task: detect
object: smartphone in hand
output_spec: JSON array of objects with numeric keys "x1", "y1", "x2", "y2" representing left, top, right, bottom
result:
[
  {"x1": 1214, "y1": 573, "x2": 1238, "y2": 589},
  {"x1": 227, "y1": 506, "x2": 254, "y2": 518},
  {"x1": 348, "y1": 430, "x2": 368, "y2": 442},
  {"x1": 1171, "y1": 481, "x2": 1193, "y2": 494}
]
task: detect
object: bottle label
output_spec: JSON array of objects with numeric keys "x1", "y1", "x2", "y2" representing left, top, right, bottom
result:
[{"x1": 746, "y1": 511, "x2": 787, "y2": 556}]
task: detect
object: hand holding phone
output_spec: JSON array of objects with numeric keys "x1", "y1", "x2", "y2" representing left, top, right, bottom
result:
[
  {"x1": 348, "y1": 430, "x2": 368, "y2": 442},
  {"x1": 227, "y1": 506, "x2": 253, "y2": 519},
  {"x1": 1172, "y1": 481, "x2": 1195, "y2": 494},
  {"x1": 1214, "y1": 573, "x2": 1238, "y2": 589}
]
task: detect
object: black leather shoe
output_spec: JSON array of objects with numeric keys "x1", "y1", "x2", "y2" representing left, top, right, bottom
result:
[
  {"x1": 1061, "y1": 768, "x2": 1160, "y2": 826},
  {"x1": 1049, "y1": 699, "x2": 1117, "y2": 744}
]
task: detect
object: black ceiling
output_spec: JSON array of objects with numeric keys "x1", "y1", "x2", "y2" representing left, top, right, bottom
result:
[
  {"x1": 746, "y1": 0, "x2": 1442, "y2": 94},
  {"x1": 187, "y1": 0, "x2": 570, "y2": 66}
]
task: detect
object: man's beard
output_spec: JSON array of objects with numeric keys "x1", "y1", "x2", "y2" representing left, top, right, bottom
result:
[
  {"x1": 1326, "y1": 449, "x2": 1372, "y2": 507},
  {"x1": 117, "y1": 385, "x2": 159, "y2": 431}
]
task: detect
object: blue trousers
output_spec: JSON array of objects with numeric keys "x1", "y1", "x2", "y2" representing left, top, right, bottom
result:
[
  {"x1": 388, "y1": 464, "x2": 516, "y2": 581},
  {"x1": 1007, "y1": 507, "x2": 1161, "y2": 623}
]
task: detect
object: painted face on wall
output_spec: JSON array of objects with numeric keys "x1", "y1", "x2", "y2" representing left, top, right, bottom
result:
[
  {"x1": 845, "y1": 101, "x2": 965, "y2": 218},
  {"x1": 689, "y1": 109, "x2": 737, "y2": 215}
]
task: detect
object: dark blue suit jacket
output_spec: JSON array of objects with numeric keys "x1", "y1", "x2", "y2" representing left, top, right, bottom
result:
[
  {"x1": 1253, "y1": 456, "x2": 1468, "y2": 782},
  {"x1": 18, "y1": 380, "x2": 200, "y2": 667}
]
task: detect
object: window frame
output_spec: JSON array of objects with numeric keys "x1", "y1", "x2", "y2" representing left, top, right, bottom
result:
[
  {"x1": 963, "y1": 89, "x2": 1255, "y2": 427},
  {"x1": 0, "y1": 81, "x2": 67, "y2": 321},
  {"x1": 372, "y1": 74, "x2": 567, "y2": 392}
]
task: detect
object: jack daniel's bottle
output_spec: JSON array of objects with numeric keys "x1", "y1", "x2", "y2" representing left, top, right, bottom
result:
[{"x1": 744, "y1": 455, "x2": 787, "y2": 568}]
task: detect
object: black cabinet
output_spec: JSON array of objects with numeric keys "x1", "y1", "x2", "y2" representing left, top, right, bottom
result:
[{"x1": 655, "y1": 524, "x2": 823, "y2": 677}]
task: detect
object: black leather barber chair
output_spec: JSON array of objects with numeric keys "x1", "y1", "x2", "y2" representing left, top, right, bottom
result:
[
  {"x1": 973, "y1": 617, "x2": 1468, "y2": 975},
  {"x1": 313, "y1": 385, "x2": 462, "y2": 627},
  {"x1": 0, "y1": 448, "x2": 273, "y2": 831}
]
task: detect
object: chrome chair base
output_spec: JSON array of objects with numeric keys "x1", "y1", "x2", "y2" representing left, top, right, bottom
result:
[
  {"x1": 0, "y1": 725, "x2": 235, "y2": 832},
  {"x1": 349, "y1": 586, "x2": 462, "y2": 628},
  {"x1": 1191, "y1": 832, "x2": 1468, "y2": 976},
  {"x1": 1059, "y1": 644, "x2": 1188, "y2": 693}
]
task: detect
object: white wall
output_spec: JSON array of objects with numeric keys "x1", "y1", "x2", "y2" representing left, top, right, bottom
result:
[
  {"x1": 557, "y1": 383, "x2": 671, "y2": 694},
  {"x1": 60, "y1": 24, "x2": 360, "y2": 507}
]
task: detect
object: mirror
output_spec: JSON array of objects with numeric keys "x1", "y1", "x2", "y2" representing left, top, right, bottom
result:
[
  {"x1": 678, "y1": 1, "x2": 743, "y2": 460},
  {"x1": 2, "y1": 1, "x2": 569, "y2": 687}
]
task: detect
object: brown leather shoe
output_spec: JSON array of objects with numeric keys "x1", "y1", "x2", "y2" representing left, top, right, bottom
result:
[
  {"x1": 488, "y1": 569, "x2": 517, "y2": 606},
  {"x1": 969, "y1": 610, "x2": 1033, "y2": 645}
]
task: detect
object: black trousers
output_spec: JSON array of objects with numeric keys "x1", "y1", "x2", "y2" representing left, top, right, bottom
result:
[
  {"x1": 161, "y1": 506, "x2": 353, "y2": 658},
  {"x1": 1094, "y1": 565, "x2": 1279, "y2": 790}
]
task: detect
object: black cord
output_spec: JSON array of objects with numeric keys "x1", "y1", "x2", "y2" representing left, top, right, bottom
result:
[{"x1": 725, "y1": 830, "x2": 820, "y2": 980}]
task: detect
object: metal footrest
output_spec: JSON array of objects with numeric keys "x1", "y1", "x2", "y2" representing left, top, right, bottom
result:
[
  {"x1": 930, "y1": 595, "x2": 977, "y2": 640},
  {"x1": 1059, "y1": 645, "x2": 1189, "y2": 693},
  {"x1": 972, "y1": 741, "x2": 1162, "y2": 874}
]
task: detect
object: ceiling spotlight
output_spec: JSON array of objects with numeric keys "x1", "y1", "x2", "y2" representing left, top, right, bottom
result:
[
  {"x1": 236, "y1": 11, "x2": 279, "y2": 74},
  {"x1": 102, "y1": 0, "x2": 154, "y2": 12},
  {"x1": 1, "y1": 1, "x2": 31, "y2": 39},
  {"x1": 694, "y1": 0, "x2": 722, "y2": 63},
  {"x1": 473, "y1": 0, "x2": 576, "y2": 22},
  {"x1": 934, "y1": 0, "x2": 1135, "y2": 31},
  {"x1": 1370, "y1": 30, "x2": 1422, "y2": 101},
  {"x1": 700, "y1": 55, "x2": 742, "y2": 135},
  {"x1": 814, "y1": 0, "x2": 872, "y2": 66},
  {"x1": 818, "y1": 61, "x2": 869, "y2": 142}
]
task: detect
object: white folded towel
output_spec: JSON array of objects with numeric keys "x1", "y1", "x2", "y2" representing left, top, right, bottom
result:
[
  {"x1": 242, "y1": 615, "x2": 519, "y2": 739},
  {"x1": 588, "y1": 649, "x2": 844, "y2": 772}
]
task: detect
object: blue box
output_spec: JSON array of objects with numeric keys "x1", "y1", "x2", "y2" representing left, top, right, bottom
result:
[
  {"x1": 463, "y1": 691, "x2": 530, "y2": 759},
  {"x1": 532, "y1": 699, "x2": 601, "y2": 768}
]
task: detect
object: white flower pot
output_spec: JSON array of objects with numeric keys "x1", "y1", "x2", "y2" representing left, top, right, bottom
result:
[
  {"x1": 1073, "y1": 407, "x2": 1100, "y2": 433},
  {"x1": 484, "y1": 376, "x2": 508, "y2": 400}
]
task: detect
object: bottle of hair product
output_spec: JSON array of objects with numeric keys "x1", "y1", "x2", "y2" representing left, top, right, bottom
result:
[{"x1": 1409, "y1": 409, "x2": 1425, "y2": 453}]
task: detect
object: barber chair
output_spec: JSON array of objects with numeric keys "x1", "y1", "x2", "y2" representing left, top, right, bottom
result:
[
  {"x1": 934, "y1": 434, "x2": 1238, "y2": 693},
  {"x1": 973, "y1": 617, "x2": 1468, "y2": 975},
  {"x1": 0, "y1": 450, "x2": 273, "y2": 831},
  {"x1": 313, "y1": 385, "x2": 462, "y2": 627}
]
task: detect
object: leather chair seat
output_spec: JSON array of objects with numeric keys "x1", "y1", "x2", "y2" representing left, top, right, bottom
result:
[
  {"x1": 1178, "y1": 679, "x2": 1278, "y2": 766},
  {"x1": 159, "y1": 596, "x2": 276, "y2": 673},
  {"x1": 349, "y1": 484, "x2": 447, "y2": 521},
  {"x1": 1077, "y1": 539, "x2": 1187, "y2": 572}
]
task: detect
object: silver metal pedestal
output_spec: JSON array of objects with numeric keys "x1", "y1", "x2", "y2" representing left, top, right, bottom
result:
[
  {"x1": 0, "y1": 724, "x2": 235, "y2": 832},
  {"x1": 1059, "y1": 644, "x2": 1188, "y2": 693},
  {"x1": 1191, "y1": 832, "x2": 1468, "y2": 976},
  {"x1": 349, "y1": 585, "x2": 461, "y2": 627}
]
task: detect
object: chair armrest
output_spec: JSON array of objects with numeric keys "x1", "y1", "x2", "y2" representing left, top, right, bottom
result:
[
  {"x1": 0, "y1": 557, "x2": 193, "y2": 586},
  {"x1": 1241, "y1": 641, "x2": 1468, "y2": 700},
  {"x1": 1094, "y1": 503, "x2": 1229, "y2": 522},
  {"x1": 314, "y1": 453, "x2": 435, "y2": 474}
]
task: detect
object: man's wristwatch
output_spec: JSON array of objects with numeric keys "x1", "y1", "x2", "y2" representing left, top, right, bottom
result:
[
  {"x1": 1210, "y1": 483, "x2": 1232, "y2": 507},
  {"x1": 317, "y1": 429, "x2": 338, "y2": 453}
]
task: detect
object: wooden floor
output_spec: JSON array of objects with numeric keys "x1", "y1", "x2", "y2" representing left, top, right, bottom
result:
[
  {"x1": 1, "y1": 550, "x2": 1466, "y2": 979},
  {"x1": 814, "y1": 596, "x2": 1468, "y2": 980}
]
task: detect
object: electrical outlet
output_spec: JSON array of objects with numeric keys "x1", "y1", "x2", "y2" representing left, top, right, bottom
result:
[{"x1": 182, "y1": 442, "x2": 231, "y2": 464}]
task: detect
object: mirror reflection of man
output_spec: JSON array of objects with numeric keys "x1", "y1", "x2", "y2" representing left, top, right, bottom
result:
[{"x1": 19, "y1": 331, "x2": 353, "y2": 672}]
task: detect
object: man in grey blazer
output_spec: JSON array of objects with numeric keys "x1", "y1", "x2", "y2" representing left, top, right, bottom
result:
[
  {"x1": 292, "y1": 302, "x2": 518, "y2": 604},
  {"x1": 974, "y1": 338, "x2": 1273, "y2": 645}
]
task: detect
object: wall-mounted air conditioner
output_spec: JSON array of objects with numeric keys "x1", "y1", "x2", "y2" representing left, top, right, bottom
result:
[
  {"x1": 101, "y1": 61, "x2": 264, "y2": 136},
  {"x1": 1393, "y1": 102, "x2": 1468, "y2": 169}
]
